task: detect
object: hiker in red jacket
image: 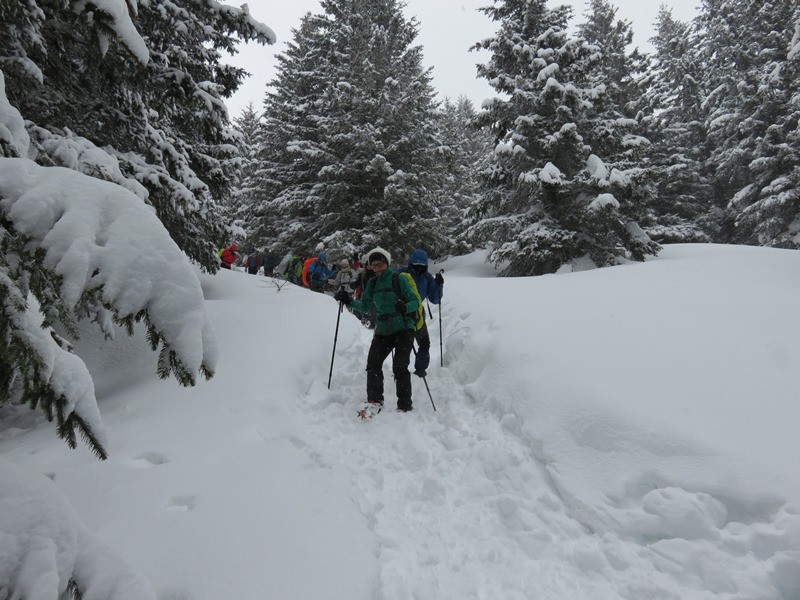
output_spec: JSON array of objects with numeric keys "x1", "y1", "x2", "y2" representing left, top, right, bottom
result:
[{"x1": 219, "y1": 244, "x2": 238, "y2": 269}]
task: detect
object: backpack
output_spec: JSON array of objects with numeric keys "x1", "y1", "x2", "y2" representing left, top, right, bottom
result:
[
  {"x1": 301, "y1": 256, "x2": 317, "y2": 287},
  {"x1": 283, "y1": 255, "x2": 299, "y2": 279},
  {"x1": 216, "y1": 248, "x2": 225, "y2": 258},
  {"x1": 368, "y1": 272, "x2": 424, "y2": 331}
]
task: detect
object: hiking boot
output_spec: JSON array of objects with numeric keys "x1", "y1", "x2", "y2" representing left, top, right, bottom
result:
[{"x1": 396, "y1": 403, "x2": 413, "y2": 413}]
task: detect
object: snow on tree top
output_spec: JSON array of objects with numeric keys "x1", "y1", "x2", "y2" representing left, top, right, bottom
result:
[
  {"x1": 537, "y1": 63, "x2": 559, "y2": 81},
  {"x1": 588, "y1": 193, "x2": 620, "y2": 211},
  {"x1": 586, "y1": 154, "x2": 609, "y2": 181},
  {"x1": 539, "y1": 162, "x2": 564, "y2": 184}
]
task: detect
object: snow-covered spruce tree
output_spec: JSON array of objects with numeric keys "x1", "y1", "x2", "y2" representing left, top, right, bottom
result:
[
  {"x1": 639, "y1": 5, "x2": 712, "y2": 243},
  {"x1": 467, "y1": 0, "x2": 659, "y2": 276},
  {"x1": 251, "y1": 0, "x2": 445, "y2": 259},
  {"x1": 1, "y1": 0, "x2": 275, "y2": 269},
  {"x1": 0, "y1": 3, "x2": 275, "y2": 593},
  {"x1": 229, "y1": 102, "x2": 262, "y2": 240},
  {"x1": 577, "y1": 0, "x2": 648, "y2": 162},
  {"x1": 576, "y1": 0, "x2": 660, "y2": 245},
  {"x1": 0, "y1": 74, "x2": 215, "y2": 599},
  {"x1": 697, "y1": 0, "x2": 800, "y2": 247},
  {"x1": 248, "y1": 13, "x2": 329, "y2": 256},
  {"x1": 435, "y1": 96, "x2": 494, "y2": 256}
]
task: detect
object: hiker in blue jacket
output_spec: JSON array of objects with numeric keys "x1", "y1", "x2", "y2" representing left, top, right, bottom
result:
[
  {"x1": 308, "y1": 252, "x2": 334, "y2": 293},
  {"x1": 400, "y1": 248, "x2": 444, "y2": 377}
]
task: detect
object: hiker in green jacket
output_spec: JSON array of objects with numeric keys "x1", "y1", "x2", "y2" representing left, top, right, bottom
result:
[{"x1": 335, "y1": 247, "x2": 420, "y2": 413}]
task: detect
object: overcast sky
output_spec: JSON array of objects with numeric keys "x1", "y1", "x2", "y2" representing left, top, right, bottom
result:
[{"x1": 225, "y1": 0, "x2": 701, "y2": 119}]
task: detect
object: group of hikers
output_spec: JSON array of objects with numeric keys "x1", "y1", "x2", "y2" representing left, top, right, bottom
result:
[
  {"x1": 216, "y1": 242, "x2": 445, "y2": 417},
  {"x1": 217, "y1": 244, "x2": 280, "y2": 275}
]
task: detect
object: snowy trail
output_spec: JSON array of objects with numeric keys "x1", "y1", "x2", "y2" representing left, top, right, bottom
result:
[
  {"x1": 302, "y1": 306, "x2": 622, "y2": 598},
  {"x1": 299, "y1": 297, "x2": 798, "y2": 600}
]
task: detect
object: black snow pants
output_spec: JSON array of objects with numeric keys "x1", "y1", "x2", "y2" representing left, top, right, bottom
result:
[{"x1": 365, "y1": 330, "x2": 413, "y2": 410}]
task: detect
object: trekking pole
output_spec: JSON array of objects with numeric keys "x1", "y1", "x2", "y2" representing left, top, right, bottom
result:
[
  {"x1": 437, "y1": 269, "x2": 444, "y2": 368},
  {"x1": 409, "y1": 341, "x2": 437, "y2": 412},
  {"x1": 401, "y1": 314, "x2": 437, "y2": 412},
  {"x1": 426, "y1": 299, "x2": 433, "y2": 319},
  {"x1": 327, "y1": 300, "x2": 344, "y2": 389}
]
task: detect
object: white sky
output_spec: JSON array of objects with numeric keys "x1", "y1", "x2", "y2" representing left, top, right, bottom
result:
[
  {"x1": 225, "y1": 0, "x2": 701, "y2": 118},
  {"x1": 3, "y1": 244, "x2": 798, "y2": 597}
]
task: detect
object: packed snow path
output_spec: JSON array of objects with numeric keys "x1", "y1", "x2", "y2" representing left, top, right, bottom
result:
[{"x1": 304, "y1": 297, "x2": 797, "y2": 600}]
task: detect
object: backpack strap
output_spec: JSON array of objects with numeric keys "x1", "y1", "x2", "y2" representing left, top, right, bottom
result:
[{"x1": 365, "y1": 275, "x2": 377, "y2": 297}]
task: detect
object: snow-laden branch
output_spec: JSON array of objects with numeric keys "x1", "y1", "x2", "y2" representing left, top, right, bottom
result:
[
  {"x1": 0, "y1": 158, "x2": 218, "y2": 381},
  {"x1": 0, "y1": 156, "x2": 217, "y2": 457},
  {"x1": 72, "y1": 0, "x2": 150, "y2": 64}
]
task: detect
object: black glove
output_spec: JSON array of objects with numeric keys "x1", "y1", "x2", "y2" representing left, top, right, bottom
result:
[
  {"x1": 435, "y1": 273, "x2": 444, "y2": 286},
  {"x1": 394, "y1": 298, "x2": 406, "y2": 314},
  {"x1": 334, "y1": 290, "x2": 352, "y2": 306}
]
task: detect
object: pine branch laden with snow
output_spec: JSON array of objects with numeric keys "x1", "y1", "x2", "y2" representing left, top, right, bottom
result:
[
  {"x1": 0, "y1": 157, "x2": 218, "y2": 457},
  {"x1": 0, "y1": 461, "x2": 157, "y2": 600},
  {"x1": 1, "y1": 0, "x2": 276, "y2": 271}
]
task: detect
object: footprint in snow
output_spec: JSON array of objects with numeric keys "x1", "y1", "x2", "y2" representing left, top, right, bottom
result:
[
  {"x1": 128, "y1": 452, "x2": 169, "y2": 468},
  {"x1": 166, "y1": 495, "x2": 197, "y2": 512}
]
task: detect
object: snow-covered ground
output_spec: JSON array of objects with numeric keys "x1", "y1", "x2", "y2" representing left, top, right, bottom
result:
[{"x1": 1, "y1": 244, "x2": 799, "y2": 599}]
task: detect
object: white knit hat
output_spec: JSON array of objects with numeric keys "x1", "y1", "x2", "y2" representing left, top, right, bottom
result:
[{"x1": 367, "y1": 246, "x2": 391, "y2": 265}]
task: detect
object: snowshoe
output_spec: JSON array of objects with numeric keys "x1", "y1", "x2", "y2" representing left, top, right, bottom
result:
[{"x1": 357, "y1": 402, "x2": 382, "y2": 420}]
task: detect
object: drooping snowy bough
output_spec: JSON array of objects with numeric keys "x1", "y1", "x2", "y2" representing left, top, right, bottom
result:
[
  {"x1": 1, "y1": 72, "x2": 218, "y2": 459},
  {"x1": 0, "y1": 156, "x2": 219, "y2": 457}
]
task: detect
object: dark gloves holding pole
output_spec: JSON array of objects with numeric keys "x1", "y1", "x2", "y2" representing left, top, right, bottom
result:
[
  {"x1": 334, "y1": 289, "x2": 352, "y2": 306},
  {"x1": 394, "y1": 298, "x2": 406, "y2": 314},
  {"x1": 435, "y1": 272, "x2": 444, "y2": 286}
]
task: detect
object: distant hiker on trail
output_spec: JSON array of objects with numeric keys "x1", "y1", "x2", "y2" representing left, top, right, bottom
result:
[
  {"x1": 332, "y1": 259, "x2": 355, "y2": 292},
  {"x1": 334, "y1": 248, "x2": 420, "y2": 417},
  {"x1": 401, "y1": 248, "x2": 444, "y2": 378},
  {"x1": 262, "y1": 253, "x2": 278, "y2": 276},
  {"x1": 351, "y1": 251, "x2": 362, "y2": 271},
  {"x1": 219, "y1": 244, "x2": 238, "y2": 270},
  {"x1": 285, "y1": 254, "x2": 303, "y2": 284},
  {"x1": 308, "y1": 252, "x2": 334, "y2": 293},
  {"x1": 244, "y1": 253, "x2": 261, "y2": 275}
]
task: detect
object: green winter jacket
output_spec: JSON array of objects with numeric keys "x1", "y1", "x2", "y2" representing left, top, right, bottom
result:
[{"x1": 351, "y1": 269, "x2": 421, "y2": 335}]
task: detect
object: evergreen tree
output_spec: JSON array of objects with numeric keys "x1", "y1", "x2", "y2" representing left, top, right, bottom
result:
[
  {"x1": 578, "y1": 0, "x2": 649, "y2": 165},
  {"x1": 640, "y1": 5, "x2": 712, "y2": 242},
  {"x1": 435, "y1": 96, "x2": 494, "y2": 255},
  {"x1": 467, "y1": 0, "x2": 659, "y2": 276},
  {"x1": 0, "y1": 1, "x2": 273, "y2": 454},
  {"x1": 1, "y1": 0, "x2": 275, "y2": 269},
  {"x1": 251, "y1": 0, "x2": 444, "y2": 259},
  {"x1": 250, "y1": 13, "x2": 332, "y2": 256},
  {"x1": 0, "y1": 3, "x2": 241, "y2": 587},
  {"x1": 230, "y1": 102, "x2": 262, "y2": 237},
  {"x1": 698, "y1": 0, "x2": 800, "y2": 247}
]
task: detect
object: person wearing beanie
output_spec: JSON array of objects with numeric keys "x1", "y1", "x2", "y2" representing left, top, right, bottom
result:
[
  {"x1": 332, "y1": 258, "x2": 355, "y2": 292},
  {"x1": 334, "y1": 247, "x2": 420, "y2": 416},
  {"x1": 400, "y1": 248, "x2": 444, "y2": 377}
]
